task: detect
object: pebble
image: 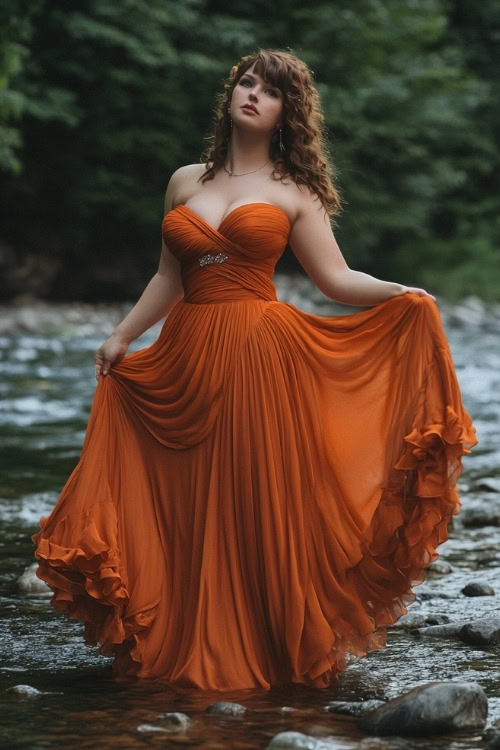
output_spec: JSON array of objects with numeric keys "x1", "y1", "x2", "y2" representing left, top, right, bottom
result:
[
  {"x1": 155, "y1": 711, "x2": 191, "y2": 729},
  {"x1": 462, "y1": 582, "x2": 496, "y2": 596},
  {"x1": 267, "y1": 732, "x2": 340, "y2": 749},
  {"x1": 357, "y1": 681, "x2": 488, "y2": 736},
  {"x1": 136, "y1": 724, "x2": 169, "y2": 733},
  {"x1": 425, "y1": 560, "x2": 453, "y2": 577},
  {"x1": 205, "y1": 701, "x2": 246, "y2": 715},
  {"x1": 16, "y1": 562, "x2": 52, "y2": 597}
]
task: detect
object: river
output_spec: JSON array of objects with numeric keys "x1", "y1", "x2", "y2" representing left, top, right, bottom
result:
[{"x1": 1, "y1": 283, "x2": 499, "y2": 749}]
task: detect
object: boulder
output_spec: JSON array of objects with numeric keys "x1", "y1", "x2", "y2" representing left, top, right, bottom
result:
[
  {"x1": 459, "y1": 617, "x2": 500, "y2": 646},
  {"x1": 357, "y1": 681, "x2": 488, "y2": 736}
]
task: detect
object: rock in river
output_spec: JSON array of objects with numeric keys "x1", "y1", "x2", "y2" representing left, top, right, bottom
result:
[
  {"x1": 461, "y1": 582, "x2": 495, "y2": 596},
  {"x1": 459, "y1": 617, "x2": 500, "y2": 646},
  {"x1": 357, "y1": 681, "x2": 488, "y2": 736}
]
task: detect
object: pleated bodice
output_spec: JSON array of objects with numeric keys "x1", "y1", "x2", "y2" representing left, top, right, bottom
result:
[{"x1": 161, "y1": 202, "x2": 290, "y2": 303}]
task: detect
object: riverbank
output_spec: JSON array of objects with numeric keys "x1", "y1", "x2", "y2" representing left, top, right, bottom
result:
[{"x1": 1, "y1": 274, "x2": 499, "y2": 337}]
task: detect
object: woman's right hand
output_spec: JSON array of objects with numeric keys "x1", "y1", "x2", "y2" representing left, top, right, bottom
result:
[{"x1": 94, "y1": 333, "x2": 130, "y2": 380}]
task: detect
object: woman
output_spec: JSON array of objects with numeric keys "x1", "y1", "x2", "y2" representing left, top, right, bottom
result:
[{"x1": 32, "y1": 48, "x2": 477, "y2": 691}]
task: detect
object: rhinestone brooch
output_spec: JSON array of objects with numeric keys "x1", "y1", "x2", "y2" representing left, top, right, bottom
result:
[{"x1": 198, "y1": 252, "x2": 229, "y2": 266}]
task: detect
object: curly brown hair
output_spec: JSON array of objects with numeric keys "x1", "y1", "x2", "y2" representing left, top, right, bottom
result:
[{"x1": 199, "y1": 48, "x2": 342, "y2": 220}]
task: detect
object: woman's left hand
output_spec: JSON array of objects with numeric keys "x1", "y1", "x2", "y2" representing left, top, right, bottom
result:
[{"x1": 397, "y1": 285, "x2": 436, "y2": 301}]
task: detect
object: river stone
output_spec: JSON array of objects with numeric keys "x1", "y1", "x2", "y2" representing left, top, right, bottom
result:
[
  {"x1": 415, "y1": 585, "x2": 454, "y2": 600},
  {"x1": 266, "y1": 732, "x2": 340, "y2": 749},
  {"x1": 136, "y1": 724, "x2": 169, "y2": 733},
  {"x1": 462, "y1": 583, "x2": 496, "y2": 596},
  {"x1": 356, "y1": 681, "x2": 488, "y2": 736},
  {"x1": 459, "y1": 617, "x2": 500, "y2": 645},
  {"x1": 462, "y1": 509, "x2": 500, "y2": 528},
  {"x1": 156, "y1": 711, "x2": 191, "y2": 729},
  {"x1": 477, "y1": 478, "x2": 500, "y2": 493},
  {"x1": 414, "y1": 621, "x2": 469, "y2": 638},
  {"x1": 392, "y1": 612, "x2": 451, "y2": 629},
  {"x1": 323, "y1": 699, "x2": 385, "y2": 716},
  {"x1": 5, "y1": 684, "x2": 42, "y2": 697},
  {"x1": 205, "y1": 701, "x2": 246, "y2": 715},
  {"x1": 425, "y1": 560, "x2": 453, "y2": 577},
  {"x1": 16, "y1": 562, "x2": 52, "y2": 597}
]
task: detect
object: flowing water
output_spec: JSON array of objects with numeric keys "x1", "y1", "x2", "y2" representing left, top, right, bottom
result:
[{"x1": 1, "y1": 290, "x2": 499, "y2": 749}]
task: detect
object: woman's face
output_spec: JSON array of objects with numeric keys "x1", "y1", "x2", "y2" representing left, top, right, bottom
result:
[{"x1": 230, "y1": 63, "x2": 284, "y2": 134}]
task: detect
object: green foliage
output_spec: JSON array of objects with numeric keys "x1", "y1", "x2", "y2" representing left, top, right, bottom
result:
[{"x1": 0, "y1": 0, "x2": 499, "y2": 300}]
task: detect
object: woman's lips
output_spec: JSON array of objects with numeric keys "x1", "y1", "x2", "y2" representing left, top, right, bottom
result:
[{"x1": 241, "y1": 106, "x2": 258, "y2": 114}]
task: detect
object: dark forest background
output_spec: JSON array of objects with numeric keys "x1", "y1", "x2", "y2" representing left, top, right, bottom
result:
[{"x1": 1, "y1": 0, "x2": 499, "y2": 302}]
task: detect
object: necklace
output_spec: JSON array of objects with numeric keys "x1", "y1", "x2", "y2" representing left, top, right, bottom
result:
[{"x1": 223, "y1": 158, "x2": 271, "y2": 177}]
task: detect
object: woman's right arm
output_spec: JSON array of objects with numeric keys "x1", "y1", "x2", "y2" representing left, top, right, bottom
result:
[{"x1": 95, "y1": 173, "x2": 184, "y2": 379}]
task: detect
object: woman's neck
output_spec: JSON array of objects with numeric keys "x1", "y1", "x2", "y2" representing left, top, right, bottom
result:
[{"x1": 225, "y1": 129, "x2": 272, "y2": 174}]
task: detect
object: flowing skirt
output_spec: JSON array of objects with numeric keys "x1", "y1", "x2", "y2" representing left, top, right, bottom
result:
[{"x1": 31, "y1": 292, "x2": 477, "y2": 690}]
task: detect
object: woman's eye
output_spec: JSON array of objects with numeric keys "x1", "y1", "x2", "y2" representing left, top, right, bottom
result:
[{"x1": 240, "y1": 79, "x2": 278, "y2": 97}]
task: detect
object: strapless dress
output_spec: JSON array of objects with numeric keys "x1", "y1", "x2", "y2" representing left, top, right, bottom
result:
[{"x1": 31, "y1": 201, "x2": 478, "y2": 690}]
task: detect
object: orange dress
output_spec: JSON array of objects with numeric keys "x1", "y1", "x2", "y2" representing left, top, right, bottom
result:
[{"x1": 31, "y1": 202, "x2": 478, "y2": 690}]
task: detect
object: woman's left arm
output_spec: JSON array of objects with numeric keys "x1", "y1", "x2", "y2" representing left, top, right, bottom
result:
[{"x1": 288, "y1": 194, "x2": 435, "y2": 306}]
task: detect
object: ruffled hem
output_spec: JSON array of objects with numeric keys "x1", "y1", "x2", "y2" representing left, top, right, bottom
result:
[
  {"x1": 303, "y1": 402, "x2": 477, "y2": 687},
  {"x1": 31, "y1": 502, "x2": 159, "y2": 676}
]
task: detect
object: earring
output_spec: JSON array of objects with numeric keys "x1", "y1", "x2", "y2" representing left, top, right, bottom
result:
[
  {"x1": 279, "y1": 127, "x2": 284, "y2": 153},
  {"x1": 227, "y1": 104, "x2": 232, "y2": 129}
]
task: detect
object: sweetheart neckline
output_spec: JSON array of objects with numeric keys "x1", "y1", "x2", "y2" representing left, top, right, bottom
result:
[{"x1": 169, "y1": 202, "x2": 291, "y2": 234}]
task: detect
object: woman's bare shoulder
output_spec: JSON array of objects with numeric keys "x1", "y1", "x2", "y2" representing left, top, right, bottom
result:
[
  {"x1": 166, "y1": 163, "x2": 208, "y2": 209},
  {"x1": 273, "y1": 177, "x2": 321, "y2": 227},
  {"x1": 171, "y1": 163, "x2": 207, "y2": 187}
]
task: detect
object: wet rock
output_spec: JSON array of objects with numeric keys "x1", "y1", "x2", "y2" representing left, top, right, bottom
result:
[
  {"x1": 155, "y1": 711, "x2": 191, "y2": 729},
  {"x1": 462, "y1": 582, "x2": 496, "y2": 596},
  {"x1": 484, "y1": 720, "x2": 500, "y2": 747},
  {"x1": 391, "y1": 612, "x2": 428, "y2": 629},
  {"x1": 462, "y1": 509, "x2": 500, "y2": 528},
  {"x1": 16, "y1": 562, "x2": 52, "y2": 597},
  {"x1": 357, "y1": 681, "x2": 488, "y2": 736},
  {"x1": 476, "y1": 478, "x2": 500, "y2": 493},
  {"x1": 205, "y1": 700, "x2": 246, "y2": 715},
  {"x1": 414, "y1": 621, "x2": 469, "y2": 638},
  {"x1": 323, "y1": 699, "x2": 385, "y2": 717},
  {"x1": 267, "y1": 732, "x2": 339, "y2": 749},
  {"x1": 392, "y1": 612, "x2": 451, "y2": 629},
  {"x1": 5, "y1": 684, "x2": 42, "y2": 697},
  {"x1": 136, "y1": 724, "x2": 169, "y2": 733},
  {"x1": 476, "y1": 548, "x2": 500, "y2": 566},
  {"x1": 425, "y1": 560, "x2": 453, "y2": 577},
  {"x1": 459, "y1": 617, "x2": 500, "y2": 646},
  {"x1": 415, "y1": 585, "x2": 454, "y2": 600}
]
